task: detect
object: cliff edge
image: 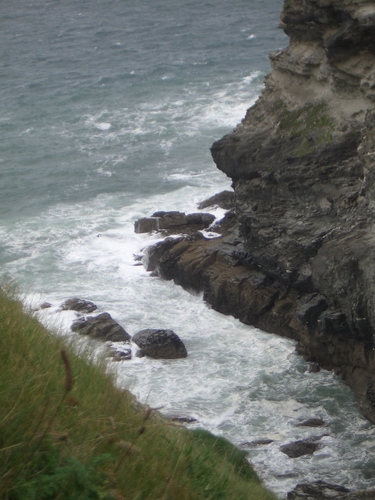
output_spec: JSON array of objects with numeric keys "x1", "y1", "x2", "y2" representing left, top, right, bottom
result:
[{"x1": 144, "y1": 0, "x2": 375, "y2": 422}]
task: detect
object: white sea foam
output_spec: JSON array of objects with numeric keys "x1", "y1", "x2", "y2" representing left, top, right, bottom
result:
[
  {"x1": 2, "y1": 0, "x2": 375, "y2": 496},
  {"x1": 3, "y1": 178, "x2": 375, "y2": 499}
]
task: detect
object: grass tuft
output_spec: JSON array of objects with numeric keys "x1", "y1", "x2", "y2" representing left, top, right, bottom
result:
[{"x1": 0, "y1": 289, "x2": 276, "y2": 499}]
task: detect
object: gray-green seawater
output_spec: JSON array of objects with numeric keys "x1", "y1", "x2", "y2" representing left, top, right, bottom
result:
[{"x1": 2, "y1": 1, "x2": 375, "y2": 497}]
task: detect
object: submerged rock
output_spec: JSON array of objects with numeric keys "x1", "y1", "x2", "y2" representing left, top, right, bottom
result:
[
  {"x1": 132, "y1": 328, "x2": 187, "y2": 359},
  {"x1": 296, "y1": 418, "x2": 326, "y2": 428},
  {"x1": 71, "y1": 312, "x2": 131, "y2": 342},
  {"x1": 240, "y1": 439, "x2": 274, "y2": 447},
  {"x1": 109, "y1": 348, "x2": 132, "y2": 362},
  {"x1": 287, "y1": 481, "x2": 351, "y2": 499},
  {"x1": 61, "y1": 297, "x2": 97, "y2": 314}
]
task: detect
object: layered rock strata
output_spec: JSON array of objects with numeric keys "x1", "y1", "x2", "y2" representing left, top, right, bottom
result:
[
  {"x1": 211, "y1": 0, "x2": 375, "y2": 420},
  {"x1": 144, "y1": 0, "x2": 375, "y2": 422}
]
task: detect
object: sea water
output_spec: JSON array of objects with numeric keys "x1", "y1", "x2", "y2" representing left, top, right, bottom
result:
[{"x1": 2, "y1": 0, "x2": 375, "y2": 497}]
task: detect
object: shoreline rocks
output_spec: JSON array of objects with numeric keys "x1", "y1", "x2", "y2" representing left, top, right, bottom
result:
[
  {"x1": 71, "y1": 312, "x2": 131, "y2": 343},
  {"x1": 134, "y1": 210, "x2": 215, "y2": 236},
  {"x1": 132, "y1": 328, "x2": 188, "y2": 359},
  {"x1": 55, "y1": 298, "x2": 189, "y2": 361},
  {"x1": 140, "y1": 0, "x2": 375, "y2": 426}
]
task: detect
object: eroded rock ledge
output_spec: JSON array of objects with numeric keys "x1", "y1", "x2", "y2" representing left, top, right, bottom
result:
[{"x1": 141, "y1": 0, "x2": 375, "y2": 424}]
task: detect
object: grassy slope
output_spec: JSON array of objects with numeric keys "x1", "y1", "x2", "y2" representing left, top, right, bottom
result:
[{"x1": 0, "y1": 290, "x2": 277, "y2": 500}]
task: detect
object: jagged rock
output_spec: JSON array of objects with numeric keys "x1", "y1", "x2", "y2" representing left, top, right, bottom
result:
[
  {"x1": 240, "y1": 439, "x2": 274, "y2": 447},
  {"x1": 134, "y1": 211, "x2": 215, "y2": 236},
  {"x1": 287, "y1": 481, "x2": 351, "y2": 499},
  {"x1": 280, "y1": 438, "x2": 321, "y2": 458},
  {"x1": 197, "y1": 190, "x2": 235, "y2": 210},
  {"x1": 61, "y1": 298, "x2": 97, "y2": 314},
  {"x1": 210, "y1": 210, "x2": 237, "y2": 236},
  {"x1": 296, "y1": 418, "x2": 325, "y2": 427},
  {"x1": 138, "y1": 0, "x2": 375, "y2": 423},
  {"x1": 71, "y1": 313, "x2": 131, "y2": 342},
  {"x1": 134, "y1": 217, "x2": 159, "y2": 233},
  {"x1": 132, "y1": 329, "x2": 187, "y2": 359},
  {"x1": 170, "y1": 416, "x2": 197, "y2": 424},
  {"x1": 296, "y1": 294, "x2": 328, "y2": 328}
]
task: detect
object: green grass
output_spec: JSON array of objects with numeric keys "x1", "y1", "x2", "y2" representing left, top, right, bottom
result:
[
  {"x1": 277, "y1": 101, "x2": 335, "y2": 157},
  {"x1": 0, "y1": 289, "x2": 277, "y2": 500}
]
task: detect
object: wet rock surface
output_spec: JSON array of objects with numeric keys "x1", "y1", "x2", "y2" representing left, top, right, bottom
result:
[
  {"x1": 280, "y1": 438, "x2": 321, "y2": 458},
  {"x1": 287, "y1": 481, "x2": 375, "y2": 499},
  {"x1": 134, "y1": 211, "x2": 215, "y2": 236},
  {"x1": 132, "y1": 328, "x2": 187, "y2": 359},
  {"x1": 141, "y1": 0, "x2": 375, "y2": 425},
  {"x1": 71, "y1": 312, "x2": 131, "y2": 342},
  {"x1": 61, "y1": 297, "x2": 98, "y2": 314},
  {"x1": 287, "y1": 481, "x2": 351, "y2": 499}
]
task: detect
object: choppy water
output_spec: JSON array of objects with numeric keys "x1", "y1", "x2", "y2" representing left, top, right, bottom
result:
[{"x1": 2, "y1": 0, "x2": 375, "y2": 497}]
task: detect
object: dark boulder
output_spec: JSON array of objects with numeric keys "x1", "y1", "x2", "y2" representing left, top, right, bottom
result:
[
  {"x1": 296, "y1": 418, "x2": 325, "y2": 427},
  {"x1": 71, "y1": 312, "x2": 131, "y2": 342},
  {"x1": 169, "y1": 416, "x2": 197, "y2": 424},
  {"x1": 287, "y1": 481, "x2": 351, "y2": 499},
  {"x1": 61, "y1": 298, "x2": 98, "y2": 314},
  {"x1": 132, "y1": 329, "x2": 187, "y2": 359},
  {"x1": 280, "y1": 438, "x2": 321, "y2": 458}
]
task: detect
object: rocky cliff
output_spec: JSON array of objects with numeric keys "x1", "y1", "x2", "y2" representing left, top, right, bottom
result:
[{"x1": 143, "y1": 0, "x2": 375, "y2": 422}]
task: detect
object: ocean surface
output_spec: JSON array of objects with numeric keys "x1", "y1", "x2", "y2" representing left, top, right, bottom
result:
[{"x1": 2, "y1": 0, "x2": 375, "y2": 497}]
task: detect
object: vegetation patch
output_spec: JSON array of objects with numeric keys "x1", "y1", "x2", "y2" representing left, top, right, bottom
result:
[
  {"x1": 0, "y1": 288, "x2": 276, "y2": 500},
  {"x1": 277, "y1": 101, "x2": 335, "y2": 157}
]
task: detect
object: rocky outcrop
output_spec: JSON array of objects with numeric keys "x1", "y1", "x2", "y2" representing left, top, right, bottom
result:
[
  {"x1": 61, "y1": 297, "x2": 98, "y2": 314},
  {"x1": 287, "y1": 481, "x2": 351, "y2": 499},
  {"x1": 134, "y1": 211, "x2": 215, "y2": 235},
  {"x1": 132, "y1": 329, "x2": 187, "y2": 359},
  {"x1": 142, "y1": 0, "x2": 375, "y2": 423},
  {"x1": 280, "y1": 436, "x2": 325, "y2": 458},
  {"x1": 71, "y1": 312, "x2": 131, "y2": 342},
  {"x1": 287, "y1": 481, "x2": 375, "y2": 499}
]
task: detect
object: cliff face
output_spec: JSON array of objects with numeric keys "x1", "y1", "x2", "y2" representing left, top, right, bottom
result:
[
  {"x1": 210, "y1": 0, "x2": 375, "y2": 420},
  {"x1": 144, "y1": 1, "x2": 375, "y2": 422}
]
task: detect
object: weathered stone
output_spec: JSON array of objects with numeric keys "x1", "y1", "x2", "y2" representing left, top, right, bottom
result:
[
  {"x1": 71, "y1": 313, "x2": 131, "y2": 342},
  {"x1": 132, "y1": 329, "x2": 187, "y2": 359},
  {"x1": 197, "y1": 190, "x2": 235, "y2": 210},
  {"x1": 280, "y1": 438, "x2": 320, "y2": 458},
  {"x1": 134, "y1": 217, "x2": 159, "y2": 234},
  {"x1": 240, "y1": 439, "x2": 274, "y2": 447},
  {"x1": 134, "y1": 211, "x2": 215, "y2": 236},
  {"x1": 296, "y1": 294, "x2": 328, "y2": 328},
  {"x1": 170, "y1": 416, "x2": 197, "y2": 424},
  {"x1": 137, "y1": 0, "x2": 375, "y2": 424},
  {"x1": 296, "y1": 418, "x2": 325, "y2": 428},
  {"x1": 287, "y1": 481, "x2": 351, "y2": 499},
  {"x1": 61, "y1": 298, "x2": 97, "y2": 314}
]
